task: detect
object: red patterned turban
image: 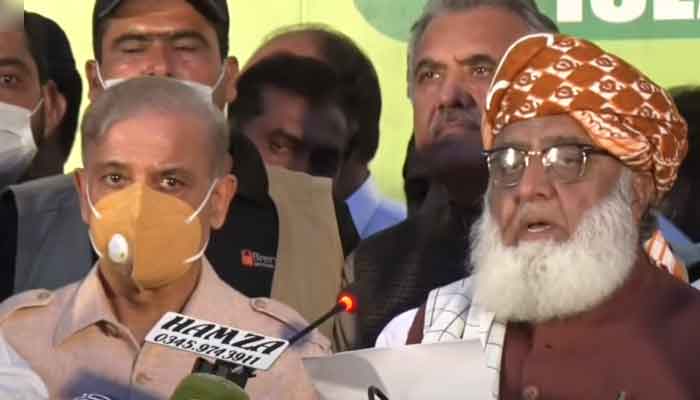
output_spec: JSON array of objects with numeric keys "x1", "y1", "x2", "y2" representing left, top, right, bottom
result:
[
  {"x1": 483, "y1": 33, "x2": 688, "y2": 199},
  {"x1": 482, "y1": 33, "x2": 689, "y2": 282}
]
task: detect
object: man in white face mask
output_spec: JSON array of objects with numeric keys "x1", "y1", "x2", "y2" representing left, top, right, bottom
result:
[
  {"x1": 0, "y1": 13, "x2": 68, "y2": 188},
  {"x1": 85, "y1": 0, "x2": 238, "y2": 109},
  {"x1": 0, "y1": 77, "x2": 329, "y2": 400}
]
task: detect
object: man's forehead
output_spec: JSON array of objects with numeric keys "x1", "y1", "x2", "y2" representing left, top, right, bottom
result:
[
  {"x1": 0, "y1": 30, "x2": 31, "y2": 56},
  {"x1": 494, "y1": 115, "x2": 594, "y2": 148},
  {"x1": 415, "y1": 8, "x2": 529, "y2": 65},
  {"x1": 89, "y1": 114, "x2": 212, "y2": 168},
  {"x1": 0, "y1": 31, "x2": 36, "y2": 74},
  {"x1": 105, "y1": 0, "x2": 215, "y2": 37}
]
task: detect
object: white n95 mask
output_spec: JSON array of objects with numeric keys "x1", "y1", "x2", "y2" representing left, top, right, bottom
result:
[
  {"x1": 95, "y1": 63, "x2": 225, "y2": 104},
  {"x1": 0, "y1": 99, "x2": 43, "y2": 187}
]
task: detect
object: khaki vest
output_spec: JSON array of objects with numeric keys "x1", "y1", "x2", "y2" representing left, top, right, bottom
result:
[{"x1": 266, "y1": 166, "x2": 344, "y2": 338}]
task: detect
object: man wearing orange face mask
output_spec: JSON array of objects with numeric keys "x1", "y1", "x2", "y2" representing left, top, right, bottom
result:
[
  {"x1": 1, "y1": 0, "x2": 358, "y2": 344},
  {"x1": 0, "y1": 78, "x2": 328, "y2": 400}
]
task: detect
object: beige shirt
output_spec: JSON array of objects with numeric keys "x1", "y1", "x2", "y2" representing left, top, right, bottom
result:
[
  {"x1": 0, "y1": 330, "x2": 48, "y2": 400},
  {"x1": 0, "y1": 259, "x2": 330, "y2": 400}
]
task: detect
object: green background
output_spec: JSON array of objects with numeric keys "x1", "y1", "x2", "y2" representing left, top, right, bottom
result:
[{"x1": 25, "y1": 0, "x2": 700, "y2": 202}]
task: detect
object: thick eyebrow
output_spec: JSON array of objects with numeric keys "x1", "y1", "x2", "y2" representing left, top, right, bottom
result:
[
  {"x1": 93, "y1": 160, "x2": 129, "y2": 172},
  {"x1": 169, "y1": 31, "x2": 211, "y2": 49},
  {"x1": 497, "y1": 135, "x2": 591, "y2": 150},
  {"x1": 540, "y1": 135, "x2": 592, "y2": 148},
  {"x1": 158, "y1": 167, "x2": 195, "y2": 181},
  {"x1": 0, "y1": 57, "x2": 31, "y2": 74},
  {"x1": 112, "y1": 30, "x2": 211, "y2": 49},
  {"x1": 112, "y1": 32, "x2": 153, "y2": 49},
  {"x1": 413, "y1": 58, "x2": 445, "y2": 77},
  {"x1": 457, "y1": 54, "x2": 498, "y2": 68}
]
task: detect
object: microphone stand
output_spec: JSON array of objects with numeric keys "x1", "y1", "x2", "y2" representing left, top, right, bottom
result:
[{"x1": 191, "y1": 298, "x2": 352, "y2": 388}]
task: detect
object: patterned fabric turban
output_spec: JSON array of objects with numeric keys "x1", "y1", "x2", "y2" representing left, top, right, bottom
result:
[
  {"x1": 483, "y1": 33, "x2": 688, "y2": 199},
  {"x1": 483, "y1": 33, "x2": 689, "y2": 282}
]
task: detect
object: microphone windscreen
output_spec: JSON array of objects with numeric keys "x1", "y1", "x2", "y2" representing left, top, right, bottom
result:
[{"x1": 169, "y1": 373, "x2": 250, "y2": 400}]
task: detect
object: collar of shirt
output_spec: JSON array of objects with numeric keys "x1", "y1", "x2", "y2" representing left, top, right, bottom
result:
[
  {"x1": 345, "y1": 175, "x2": 381, "y2": 236},
  {"x1": 52, "y1": 258, "x2": 250, "y2": 348}
]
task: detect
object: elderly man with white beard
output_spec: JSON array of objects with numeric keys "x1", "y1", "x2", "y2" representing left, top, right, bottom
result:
[{"x1": 377, "y1": 33, "x2": 700, "y2": 399}]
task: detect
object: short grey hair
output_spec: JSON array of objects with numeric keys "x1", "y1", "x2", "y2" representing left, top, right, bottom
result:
[
  {"x1": 407, "y1": 0, "x2": 559, "y2": 93},
  {"x1": 81, "y1": 77, "x2": 230, "y2": 176}
]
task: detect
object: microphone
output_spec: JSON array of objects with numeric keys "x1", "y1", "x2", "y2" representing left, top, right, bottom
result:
[
  {"x1": 167, "y1": 287, "x2": 359, "y2": 399},
  {"x1": 288, "y1": 287, "x2": 358, "y2": 346}
]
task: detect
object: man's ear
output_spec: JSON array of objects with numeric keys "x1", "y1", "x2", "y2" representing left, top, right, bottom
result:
[
  {"x1": 85, "y1": 60, "x2": 104, "y2": 102},
  {"x1": 40, "y1": 80, "x2": 67, "y2": 140},
  {"x1": 73, "y1": 168, "x2": 92, "y2": 225},
  {"x1": 209, "y1": 174, "x2": 237, "y2": 230},
  {"x1": 631, "y1": 171, "x2": 656, "y2": 223},
  {"x1": 222, "y1": 56, "x2": 239, "y2": 104}
]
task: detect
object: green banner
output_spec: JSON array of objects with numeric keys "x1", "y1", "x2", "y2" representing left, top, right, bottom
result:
[{"x1": 537, "y1": 0, "x2": 700, "y2": 40}]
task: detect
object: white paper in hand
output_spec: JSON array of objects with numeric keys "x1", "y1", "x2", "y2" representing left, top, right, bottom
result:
[{"x1": 303, "y1": 340, "x2": 492, "y2": 400}]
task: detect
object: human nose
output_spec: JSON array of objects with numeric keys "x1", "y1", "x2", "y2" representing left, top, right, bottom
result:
[
  {"x1": 142, "y1": 42, "x2": 175, "y2": 78},
  {"x1": 514, "y1": 153, "x2": 555, "y2": 202},
  {"x1": 438, "y1": 71, "x2": 476, "y2": 110}
]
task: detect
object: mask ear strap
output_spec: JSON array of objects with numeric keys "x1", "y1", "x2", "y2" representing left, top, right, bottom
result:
[
  {"x1": 87, "y1": 231, "x2": 104, "y2": 259},
  {"x1": 95, "y1": 63, "x2": 108, "y2": 89},
  {"x1": 30, "y1": 98, "x2": 44, "y2": 116},
  {"x1": 213, "y1": 66, "x2": 226, "y2": 91},
  {"x1": 86, "y1": 182, "x2": 103, "y2": 220},
  {"x1": 186, "y1": 178, "x2": 219, "y2": 224},
  {"x1": 184, "y1": 237, "x2": 209, "y2": 264}
]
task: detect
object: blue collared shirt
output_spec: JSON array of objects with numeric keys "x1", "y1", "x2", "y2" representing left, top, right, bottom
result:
[
  {"x1": 656, "y1": 213, "x2": 700, "y2": 287},
  {"x1": 346, "y1": 175, "x2": 406, "y2": 239}
]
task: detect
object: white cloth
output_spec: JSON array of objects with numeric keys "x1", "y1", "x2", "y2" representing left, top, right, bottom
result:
[
  {"x1": 345, "y1": 175, "x2": 406, "y2": 238},
  {"x1": 0, "y1": 331, "x2": 48, "y2": 400},
  {"x1": 374, "y1": 309, "x2": 417, "y2": 348},
  {"x1": 376, "y1": 277, "x2": 504, "y2": 399}
]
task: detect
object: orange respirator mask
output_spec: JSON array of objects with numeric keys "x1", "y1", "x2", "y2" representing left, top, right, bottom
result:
[{"x1": 86, "y1": 181, "x2": 217, "y2": 289}]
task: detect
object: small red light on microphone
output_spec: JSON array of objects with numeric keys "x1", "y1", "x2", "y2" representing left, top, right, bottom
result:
[{"x1": 338, "y1": 294, "x2": 357, "y2": 314}]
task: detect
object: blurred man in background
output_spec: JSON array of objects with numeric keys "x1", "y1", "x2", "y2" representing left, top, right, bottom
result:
[
  {"x1": 230, "y1": 54, "x2": 351, "y2": 180},
  {"x1": 248, "y1": 25, "x2": 406, "y2": 238}
]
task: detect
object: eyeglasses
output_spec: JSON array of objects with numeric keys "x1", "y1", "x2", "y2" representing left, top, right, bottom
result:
[{"x1": 482, "y1": 144, "x2": 611, "y2": 188}]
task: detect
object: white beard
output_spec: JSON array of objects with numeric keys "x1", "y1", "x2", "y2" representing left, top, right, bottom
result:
[{"x1": 471, "y1": 171, "x2": 639, "y2": 323}]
